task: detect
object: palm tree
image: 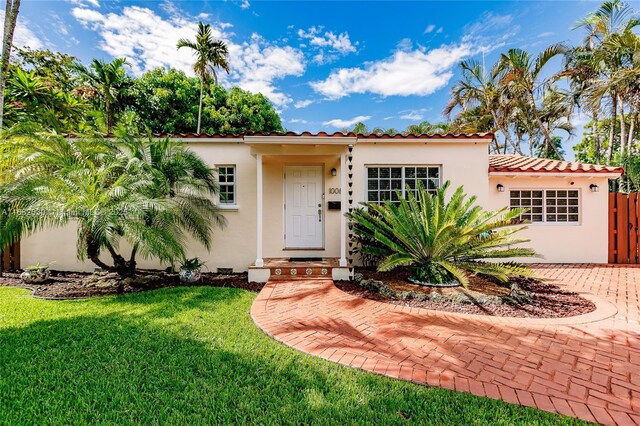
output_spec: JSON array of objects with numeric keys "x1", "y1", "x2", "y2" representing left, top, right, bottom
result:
[
  {"x1": 73, "y1": 58, "x2": 131, "y2": 134},
  {"x1": 404, "y1": 120, "x2": 450, "y2": 136},
  {"x1": 557, "y1": 46, "x2": 604, "y2": 162},
  {"x1": 347, "y1": 181, "x2": 539, "y2": 287},
  {"x1": 497, "y1": 45, "x2": 568, "y2": 159},
  {"x1": 445, "y1": 59, "x2": 519, "y2": 154},
  {"x1": 177, "y1": 22, "x2": 230, "y2": 134},
  {"x1": 0, "y1": 130, "x2": 226, "y2": 277},
  {"x1": 573, "y1": 0, "x2": 640, "y2": 162}
]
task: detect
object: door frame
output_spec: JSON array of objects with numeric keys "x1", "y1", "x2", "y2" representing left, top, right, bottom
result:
[{"x1": 282, "y1": 163, "x2": 325, "y2": 250}]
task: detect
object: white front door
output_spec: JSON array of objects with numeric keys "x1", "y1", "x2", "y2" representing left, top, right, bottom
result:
[{"x1": 284, "y1": 165, "x2": 324, "y2": 249}]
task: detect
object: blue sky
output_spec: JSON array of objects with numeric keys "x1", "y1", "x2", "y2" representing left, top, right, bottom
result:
[{"x1": 8, "y1": 1, "x2": 620, "y2": 148}]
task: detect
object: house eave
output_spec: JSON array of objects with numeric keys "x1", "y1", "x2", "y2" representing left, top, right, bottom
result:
[{"x1": 489, "y1": 172, "x2": 622, "y2": 178}]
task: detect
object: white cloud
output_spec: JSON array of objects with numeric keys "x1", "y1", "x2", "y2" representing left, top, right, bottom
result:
[
  {"x1": 0, "y1": 11, "x2": 43, "y2": 50},
  {"x1": 240, "y1": 0, "x2": 250, "y2": 9},
  {"x1": 400, "y1": 112, "x2": 423, "y2": 121},
  {"x1": 297, "y1": 26, "x2": 357, "y2": 64},
  {"x1": 72, "y1": 5, "x2": 305, "y2": 107},
  {"x1": 424, "y1": 24, "x2": 436, "y2": 34},
  {"x1": 323, "y1": 115, "x2": 371, "y2": 128},
  {"x1": 537, "y1": 31, "x2": 556, "y2": 38},
  {"x1": 288, "y1": 118, "x2": 308, "y2": 124},
  {"x1": 311, "y1": 43, "x2": 475, "y2": 99},
  {"x1": 294, "y1": 99, "x2": 313, "y2": 109},
  {"x1": 67, "y1": 0, "x2": 100, "y2": 8}
]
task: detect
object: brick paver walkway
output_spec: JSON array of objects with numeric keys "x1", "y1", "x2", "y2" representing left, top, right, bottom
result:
[{"x1": 251, "y1": 265, "x2": 640, "y2": 425}]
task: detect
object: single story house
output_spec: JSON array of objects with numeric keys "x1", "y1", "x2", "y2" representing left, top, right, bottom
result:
[{"x1": 19, "y1": 132, "x2": 623, "y2": 282}]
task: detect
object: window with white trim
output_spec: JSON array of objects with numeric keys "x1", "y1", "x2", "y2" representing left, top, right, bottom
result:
[
  {"x1": 509, "y1": 189, "x2": 580, "y2": 223},
  {"x1": 218, "y1": 166, "x2": 236, "y2": 206},
  {"x1": 366, "y1": 166, "x2": 440, "y2": 204}
]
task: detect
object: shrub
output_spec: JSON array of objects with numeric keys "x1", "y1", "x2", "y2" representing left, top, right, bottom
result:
[{"x1": 347, "y1": 181, "x2": 540, "y2": 287}]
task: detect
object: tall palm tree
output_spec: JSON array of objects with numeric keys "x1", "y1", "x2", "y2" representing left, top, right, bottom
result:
[
  {"x1": 557, "y1": 46, "x2": 604, "y2": 162},
  {"x1": 73, "y1": 58, "x2": 130, "y2": 134},
  {"x1": 177, "y1": 22, "x2": 230, "y2": 134},
  {"x1": 573, "y1": 0, "x2": 639, "y2": 162},
  {"x1": 573, "y1": 0, "x2": 640, "y2": 47},
  {"x1": 445, "y1": 59, "x2": 518, "y2": 154},
  {"x1": 497, "y1": 45, "x2": 568, "y2": 159}
]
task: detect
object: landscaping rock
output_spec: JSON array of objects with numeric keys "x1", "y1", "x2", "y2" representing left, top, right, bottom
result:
[{"x1": 359, "y1": 279, "x2": 394, "y2": 297}]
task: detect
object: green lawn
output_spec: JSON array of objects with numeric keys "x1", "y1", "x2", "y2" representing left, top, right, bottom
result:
[{"x1": 0, "y1": 286, "x2": 585, "y2": 425}]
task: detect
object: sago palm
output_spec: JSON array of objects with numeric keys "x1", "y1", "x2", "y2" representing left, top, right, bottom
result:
[
  {"x1": 347, "y1": 181, "x2": 539, "y2": 287},
  {"x1": 177, "y1": 22, "x2": 230, "y2": 134}
]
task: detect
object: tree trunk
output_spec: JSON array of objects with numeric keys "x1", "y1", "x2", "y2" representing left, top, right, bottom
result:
[
  {"x1": 490, "y1": 109, "x2": 520, "y2": 154},
  {"x1": 86, "y1": 236, "x2": 112, "y2": 271},
  {"x1": 593, "y1": 111, "x2": 601, "y2": 164},
  {"x1": 529, "y1": 91, "x2": 563, "y2": 160},
  {"x1": 197, "y1": 77, "x2": 203, "y2": 134},
  {"x1": 628, "y1": 110, "x2": 637, "y2": 151},
  {"x1": 105, "y1": 96, "x2": 111, "y2": 134},
  {"x1": 619, "y1": 95, "x2": 626, "y2": 155},
  {"x1": 0, "y1": 248, "x2": 4, "y2": 277},
  {"x1": 0, "y1": 0, "x2": 21, "y2": 131},
  {"x1": 607, "y1": 93, "x2": 617, "y2": 163}
]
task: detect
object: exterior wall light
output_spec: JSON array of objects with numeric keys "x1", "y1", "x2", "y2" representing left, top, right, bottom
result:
[
  {"x1": 331, "y1": 168, "x2": 337, "y2": 177},
  {"x1": 590, "y1": 183, "x2": 599, "y2": 192},
  {"x1": 496, "y1": 184, "x2": 505, "y2": 192}
]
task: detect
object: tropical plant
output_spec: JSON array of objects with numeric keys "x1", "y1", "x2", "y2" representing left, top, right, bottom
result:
[
  {"x1": 568, "y1": 0, "x2": 640, "y2": 163},
  {"x1": 4, "y1": 69, "x2": 88, "y2": 131},
  {"x1": 404, "y1": 120, "x2": 450, "y2": 136},
  {"x1": 497, "y1": 45, "x2": 569, "y2": 159},
  {"x1": 177, "y1": 22, "x2": 230, "y2": 134},
  {"x1": 0, "y1": 129, "x2": 226, "y2": 277},
  {"x1": 180, "y1": 257, "x2": 206, "y2": 270},
  {"x1": 73, "y1": 58, "x2": 132, "y2": 134},
  {"x1": 347, "y1": 181, "x2": 539, "y2": 287}
]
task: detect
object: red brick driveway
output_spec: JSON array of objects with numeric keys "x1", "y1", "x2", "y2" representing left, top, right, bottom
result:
[{"x1": 251, "y1": 265, "x2": 640, "y2": 425}]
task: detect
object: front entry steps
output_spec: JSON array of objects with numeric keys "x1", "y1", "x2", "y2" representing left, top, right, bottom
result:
[{"x1": 248, "y1": 258, "x2": 349, "y2": 283}]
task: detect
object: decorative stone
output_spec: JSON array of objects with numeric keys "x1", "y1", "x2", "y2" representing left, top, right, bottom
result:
[
  {"x1": 275, "y1": 268, "x2": 282, "y2": 275},
  {"x1": 321, "y1": 268, "x2": 328, "y2": 275},
  {"x1": 291, "y1": 268, "x2": 297, "y2": 276},
  {"x1": 305, "y1": 268, "x2": 313, "y2": 275}
]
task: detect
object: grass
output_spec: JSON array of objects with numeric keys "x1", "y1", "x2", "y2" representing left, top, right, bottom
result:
[{"x1": 0, "y1": 286, "x2": 587, "y2": 425}]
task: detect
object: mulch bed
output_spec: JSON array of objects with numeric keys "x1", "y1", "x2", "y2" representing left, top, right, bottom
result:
[
  {"x1": 335, "y1": 267, "x2": 596, "y2": 319},
  {"x1": 0, "y1": 270, "x2": 263, "y2": 299}
]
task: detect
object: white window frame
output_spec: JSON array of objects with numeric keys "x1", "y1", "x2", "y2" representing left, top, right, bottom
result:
[
  {"x1": 365, "y1": 165, "x2": 441, "y2": 205},
  {"x1": 217, "y1": 165, "x2": 238, "y2": 209},
  {"x1": 509, "y1": 189, "x2": 581, "y2": 225}
]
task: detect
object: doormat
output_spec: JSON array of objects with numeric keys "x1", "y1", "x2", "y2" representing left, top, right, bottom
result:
[{"x1": 289, "y1": 257, "x2": 323, "y2": 262}]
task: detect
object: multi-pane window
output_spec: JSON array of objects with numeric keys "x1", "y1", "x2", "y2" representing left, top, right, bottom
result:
[
  {"x1": 510, "y1": 190, "x2": 579, "y2": 223},
  {"x1": 367, "y1": 166, "x2": 440, "y2": 204},
  {"x1": 218, "y1": 166, "x2": 236, "y2": 206}
]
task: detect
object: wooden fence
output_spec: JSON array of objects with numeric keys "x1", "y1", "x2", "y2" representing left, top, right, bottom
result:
[
  {"x1": 1, "y1": 241, "x2": 20, "y2": 271},
  {"x1": 609, "y1": 192, "x2": 640, "y2": 264}
]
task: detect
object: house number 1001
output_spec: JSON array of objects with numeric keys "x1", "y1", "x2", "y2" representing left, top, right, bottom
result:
[{"x1": 329, "y1": 188, "x2": 341, "y2": 194}]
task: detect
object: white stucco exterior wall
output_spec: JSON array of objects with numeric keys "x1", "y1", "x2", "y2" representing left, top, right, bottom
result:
[
  {"x1": 487, "y1": 175, "x2": 611, "y2": 264},
  {"x1": 18, "y1": 135, "x2": 614, "y2": 271}
]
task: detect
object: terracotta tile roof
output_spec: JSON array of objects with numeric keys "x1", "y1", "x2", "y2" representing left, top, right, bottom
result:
[
  {"x1": 489, "y1": 154, "x2": 623, "y2": 175},
  {"x1": 145, "y1": 131, "x2": 494, "y2": 140}
]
